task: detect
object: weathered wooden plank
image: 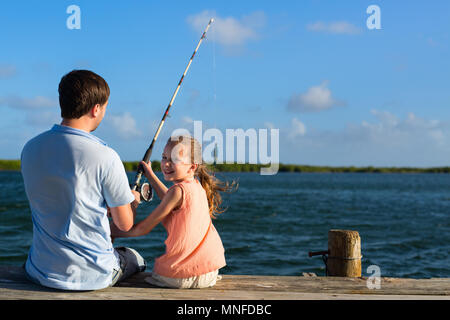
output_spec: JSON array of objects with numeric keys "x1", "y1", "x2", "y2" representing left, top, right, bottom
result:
[{"x1": 0, "y1": 266, "x2": 449, "y2": 300}]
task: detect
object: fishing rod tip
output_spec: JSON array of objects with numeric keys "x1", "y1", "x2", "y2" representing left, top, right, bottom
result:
[{"x1": 210, "y1": 18, "x2": 214, "y2": 23}]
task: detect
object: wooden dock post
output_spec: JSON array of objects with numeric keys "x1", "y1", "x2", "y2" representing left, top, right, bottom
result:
[{"x1": 327, "y1": 229, "x2": 362, "y2": 277}]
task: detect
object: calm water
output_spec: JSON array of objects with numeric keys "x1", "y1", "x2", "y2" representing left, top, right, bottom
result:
[{"x1": 1, "y1": 171, "x2": 449, "y2": 278}]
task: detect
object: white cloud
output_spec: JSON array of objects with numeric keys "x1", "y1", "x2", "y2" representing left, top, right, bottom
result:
[
  {"x1": 370, "y1": 109, "x2": 399, "y2": 127},
  {"x1": 279, "y1": 110, "x2": 450, "y2": 167},
  {"x1": 360, "y1": 110, "x2": 445, "y2": 145},
  {"x1": 0, "y1": 64, "x2": 16, "y2": 78},
  {"x1": 264, "y1": 122, "x2": 275, "y2": 130},
  {"x1": 0, "y1": 95, "x2": 57, "y2": 109},
  {"x1": 287, "y1": 81, "x2": 343, "y2": 113},
  {"x1": 427, "y1": 37, "x2": 437, "y2": 47},
  {"x1": 106, "y1": 112, "x2": 142, "y2": 139},
  {"x1": 307, "y1": 21, "x2": 361, "y2": 35},
  {"x1": 289, "y1": 118, "x2": 307, "y2": 138},
  {"x1": 186, "y1": 10, "x2": 266, "y2": 47},
  {"x1": 182, "y1": 116, "x2": 194, "y2": 124},
  {"x1": 0, "y1": 94, "x2": 59, "y2": 129},
  {"x1": 25, "y1": 111, "x2": 60, "y2": 127}
]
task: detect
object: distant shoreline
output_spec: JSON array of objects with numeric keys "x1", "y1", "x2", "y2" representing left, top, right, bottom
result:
[{"x1": 1, "y1": 159, "x2": 449, "y2": 173}]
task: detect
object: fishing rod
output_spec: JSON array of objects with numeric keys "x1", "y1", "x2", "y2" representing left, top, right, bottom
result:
[{"x1": 132, "y1": 18, "x2": 214, "y2": 202}]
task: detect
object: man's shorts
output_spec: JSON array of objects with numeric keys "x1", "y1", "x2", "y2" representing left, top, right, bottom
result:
[{"x1": 110, "y1": 246, "x2": 147, "y2": 286}]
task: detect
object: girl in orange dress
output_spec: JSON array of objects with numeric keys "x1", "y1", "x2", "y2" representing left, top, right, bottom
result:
[{"x1": 111, "y1": 135, "x2": 236, "y2": 288}]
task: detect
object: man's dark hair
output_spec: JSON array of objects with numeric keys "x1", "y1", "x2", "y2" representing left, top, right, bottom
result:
[{"x1": 58, "y1": 70, "x2": 110, "y2": 119}]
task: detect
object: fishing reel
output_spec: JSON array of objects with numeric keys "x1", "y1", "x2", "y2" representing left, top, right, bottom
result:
[{"x1": 133, "y1": 182, "x2": 153, "y2": 202}]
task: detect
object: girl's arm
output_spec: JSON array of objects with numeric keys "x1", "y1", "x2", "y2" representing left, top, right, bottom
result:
[
  {"x1": 111, "y1": 185, "x2": 182, "y2": 238},
  {"x1": 140, "y1": 161, "x2": 168, "y2": 200}
]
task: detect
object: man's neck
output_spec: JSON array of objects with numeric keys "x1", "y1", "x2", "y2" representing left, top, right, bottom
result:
[{"x1": 61, "y1": 118, "x2": 95, "y2": 133}]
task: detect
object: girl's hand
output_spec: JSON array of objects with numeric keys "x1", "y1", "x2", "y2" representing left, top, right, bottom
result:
[
  {"x1": 140, "y1": 160, "x2": 168, "y2": 200},
  {"x1": 131, "y1": 189, "x2": 141, "y2": 207},
  {"x1": 129, "y1": 185, "x2": 182, "y2": 237},
  {"x1": 140, "y1": 161, "x2": 155, "y2": 179}
]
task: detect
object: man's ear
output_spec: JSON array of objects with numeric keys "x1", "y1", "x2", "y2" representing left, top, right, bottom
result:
[{"x1": 91, "y1": 104, "x2": 101, "y2": 118}]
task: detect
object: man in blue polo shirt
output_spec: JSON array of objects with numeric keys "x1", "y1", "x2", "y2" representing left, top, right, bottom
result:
[{"x1": 21, "y1": 70, "x2": 146, "y2": 290}]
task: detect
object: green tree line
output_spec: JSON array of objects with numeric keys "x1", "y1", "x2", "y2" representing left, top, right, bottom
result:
[{"x1": 2, "y1": 159, "x2": 449, "y2": 173}]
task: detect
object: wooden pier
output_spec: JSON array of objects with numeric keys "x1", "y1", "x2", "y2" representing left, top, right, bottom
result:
[{"x1": 0, "y1": 266, "x2": 448, "y2": 300}]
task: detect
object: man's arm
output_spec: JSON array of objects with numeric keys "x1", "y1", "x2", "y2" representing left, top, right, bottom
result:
[
  {"x1": 109, "y1": 190, "x2": 140, "y2": 231},
  {"x1": 102, "y1": 150, "x2": 140, "y2": 232}
]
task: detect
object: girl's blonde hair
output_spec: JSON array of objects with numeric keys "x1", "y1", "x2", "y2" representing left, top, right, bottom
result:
[{"x1": 167, "y1": 135, "x2": 237, "y2": 218}]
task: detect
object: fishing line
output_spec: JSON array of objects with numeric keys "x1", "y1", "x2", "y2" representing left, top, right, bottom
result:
[
  {"x1": 212, "y1": 19, "x2": 217, "y2": 114},
  {"x1": 212, "y1": 19, "x2": 218, "y2": 165},
  {"x1": 132, "y1": 18, "x2": 215, "y2": 201}
]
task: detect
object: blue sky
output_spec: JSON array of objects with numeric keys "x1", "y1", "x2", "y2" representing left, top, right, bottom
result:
[{"x1": 0, "y1": 0, "x2": 449, "y2": 167}]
